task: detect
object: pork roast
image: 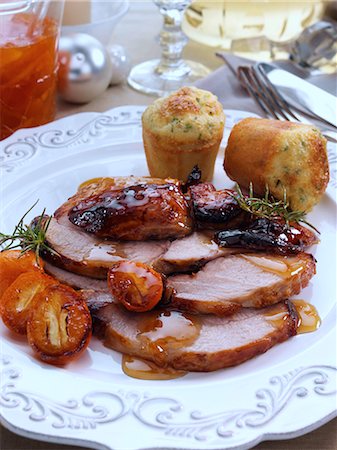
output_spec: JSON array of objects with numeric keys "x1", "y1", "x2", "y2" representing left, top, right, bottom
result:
[
  {"x1": 44, "y1": 262, "x2": 108, "y2": 291},
  {"x1": 216, "y1": 217, "x2": 318, "y2": 255},
  {"x1": 61, "y1": 176, "x2": 193, "y2": 240},
  {"x1": 83, "y1": 290, "x2": 298, "y2": 372},
  {"x1": 43, "y1": 213, "x2": 241, "y2": 278},
  {"x1": 43, "y1": 214, "x2": 170, "y2": 278},
  {"x1": 165, "y1": 252, "x2": 316, "y2": 315},
  {"x1": 189, "y1": 182, "x2": 245, "y2": 229},
  {"x1": 154, "y1": 231, "x2": 241, "y2": 274}
]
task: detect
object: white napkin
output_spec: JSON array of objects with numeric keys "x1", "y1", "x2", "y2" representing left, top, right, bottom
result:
[{"x1": 195, "y1": 52, "x2": 337, "y2": 119}]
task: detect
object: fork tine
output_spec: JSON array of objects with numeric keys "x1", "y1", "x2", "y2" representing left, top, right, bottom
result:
[
  {"x1": 249, "y1": 66, "x2": 292, "y2": 121},
  {"x1": 237, "y1": 65, "x2": 337, "y2": 142},
  {"x1": 255, "y1": 63, "x2": 301, "y2": 122},
  {"x1": 237, "y1": 66, "x2": 278, "y2": 119}
]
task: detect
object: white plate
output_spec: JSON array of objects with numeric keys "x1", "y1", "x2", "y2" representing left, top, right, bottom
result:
[{"x1": 0, "y1": 106, "x2": 336, "y2": 450}]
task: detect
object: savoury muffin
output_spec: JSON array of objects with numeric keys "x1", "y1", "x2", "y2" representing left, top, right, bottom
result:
[
  {"x1": 142, "y1": 86, "x2": 225, "y2": 181},
  {"x1": 224, "y1": 118, "x2": 329, "y2": 212}
]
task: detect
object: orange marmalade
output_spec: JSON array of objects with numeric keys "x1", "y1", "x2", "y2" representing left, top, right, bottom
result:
[{"x1": 0, "y1": 13, "x2": 59, "y2": 140}]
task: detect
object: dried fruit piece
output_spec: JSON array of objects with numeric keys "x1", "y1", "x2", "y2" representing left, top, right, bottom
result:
[
  {"x1": 0, "y1": 271, "x2": 57, "y2": 334},
  {"x1": 27, "y1": 284, "x2": 92, "y2": 365},
  {"x1": 108, "y1": 261, "x2": 163, "y2": 312},
  {"x1": 0, "y1": 250, "x2": 43, "y2": 298}
]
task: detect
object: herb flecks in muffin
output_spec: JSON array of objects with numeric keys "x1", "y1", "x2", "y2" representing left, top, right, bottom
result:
[
  {"x1": 171, "y1": 117, "x2": 181, "y2": 132},
  {"x1": 142, "y1": 86, "x2": 225, "y2": 181},
  {"x1": 224, "y1": 118, "x2": 329, "y2": 212},
  {"x1": 142, "y1": 86, "x2": 225, "y2": 144}
]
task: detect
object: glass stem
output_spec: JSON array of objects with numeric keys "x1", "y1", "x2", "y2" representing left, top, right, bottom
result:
[{"x1": 156, "y1": 6, "x2": 190, "y2": 76}]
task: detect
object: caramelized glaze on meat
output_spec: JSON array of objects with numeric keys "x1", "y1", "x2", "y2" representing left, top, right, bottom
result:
[
  {"x1": 165, "y1": 252, "x2": 316, "y2": 315},
  {"x1": 67, "y1": 177, "x2": 193, "y2": 240},
  {"x1": 84, "y1": 289, "x2": 298, "y2": 372},
  {"x1": 216, "y1": 217, "x2": 318, "y2": 254},
  {"x1": 190, "y1": 182, "x2": 246, "y2": 230},
  {"x1": 188, "y1": 179, "x2": 317, "y2": 254}
]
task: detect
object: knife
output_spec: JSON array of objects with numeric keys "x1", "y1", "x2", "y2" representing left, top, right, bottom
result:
[{"x1": 258, "y1": 62, "x2": 337, "y2": 129}]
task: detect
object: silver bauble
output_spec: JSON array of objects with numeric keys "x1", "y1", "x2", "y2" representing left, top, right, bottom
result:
[
  {"x1": 58, "y1": 33, "x2": 112, "y2": 104},
  {"x1": 107, "y1": 44, "x2": 131, "y2": 86}
]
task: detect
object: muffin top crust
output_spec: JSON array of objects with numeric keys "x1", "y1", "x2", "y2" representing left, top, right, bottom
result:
[{"x1": 142, "y1": 86, "x2": 225, "y2": 142}]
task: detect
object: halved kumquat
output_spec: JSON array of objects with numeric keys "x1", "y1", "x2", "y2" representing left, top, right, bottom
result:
[
  {"x1": 108, "y1": 261, "x2": 164, "y2": 312},
  {"x1": 27, "y1": 284, "x2": 92, "y2": 365},
  {"x1": 0, "y1": 271, "x2": 58, "y2": 335},
  {"x1": 0, "y1": 250, "x2": 43, "y2": 298}
]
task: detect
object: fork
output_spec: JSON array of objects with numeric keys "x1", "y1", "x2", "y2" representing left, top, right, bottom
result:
[{"x1": 237, "y1": 64, "x2": 337, "y2": 143}]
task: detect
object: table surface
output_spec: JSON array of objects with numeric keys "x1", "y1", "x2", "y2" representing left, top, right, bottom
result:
[{"x1": 1, "y1": 2, "x2": 336, "y2": 449}]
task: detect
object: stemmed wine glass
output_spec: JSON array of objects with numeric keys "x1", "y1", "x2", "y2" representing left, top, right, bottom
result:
[{"x1": 127, "y1": 0, "x2": 210, "y2": 96}]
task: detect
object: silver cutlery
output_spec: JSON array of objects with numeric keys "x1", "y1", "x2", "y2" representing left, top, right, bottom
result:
[
  {"x1": 237, "y1": 65, "x2": 337, "y2": 143},
  {"x1": 256, "y1": 62, "x2": 337, "y2": 129}
]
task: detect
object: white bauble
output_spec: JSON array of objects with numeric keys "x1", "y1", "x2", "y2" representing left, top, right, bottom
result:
[
  {"x1": 58, "y1": 33, "x2": 112, "y2": 104},
  {"x1": 107, "y1": 44, "x2": 131, "y2": 85}
]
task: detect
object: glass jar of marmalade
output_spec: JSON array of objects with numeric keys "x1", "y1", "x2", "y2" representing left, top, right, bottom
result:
[{"x1": 0, "y1": 1, "x2": 64, "y2": 140}]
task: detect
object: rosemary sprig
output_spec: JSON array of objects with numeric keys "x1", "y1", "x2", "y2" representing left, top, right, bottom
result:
[
  {"x1": 0, "y1": 201, "x2": 58, "y2": 266},
  {"x1": 231, "y1": 183, "x2": 319, "y2": 233}
]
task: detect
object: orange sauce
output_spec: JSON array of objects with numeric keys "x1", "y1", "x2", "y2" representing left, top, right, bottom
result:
[
  {"x1": 78, "y1": 178, "x2": 110, "y2": 189},
  {"x1": 241, "y1": 254, "x2": 306, "y2": 278},
  {"x1": 0, "y1": 13, "x2": 59, "y2": 140},
  {"x1": 264, "y1": 309, "x2": 289, "y2": 329},
  {"x1": 122, "y1": 355, "x2": 186, "y2": 380},
  {"x1": 264, "y1": 300, "x2": 321, "y2": 334},
  {"x1": 120, "y1": 309, "x2": 199, "y2": 380},
  {"x1": 85, "y1": 243, "x2": 126, "y2": 262},
  {"x1": 292, "y1": 299, "x2": 321, "y2": 334},
  {"x1": 135, "y1": 309, "x2": 200, "y2": 367}
]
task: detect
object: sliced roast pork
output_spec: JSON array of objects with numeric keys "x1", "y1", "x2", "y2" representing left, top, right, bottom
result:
[
  {"x1": 165, "y1": 253, "x2": 316, "y2": 315},
  {"x1": 81, "y1": 289, "x2": 115, "y2": 313},
  {"x1": 44, "y1": 262, "x2": 108, "y2": 291},
  {"x1": 43, "y1": 212, "x2": 316, "y2": 282},
  {"x1": 41, "y1": 174, "x2": 318, "y2": 279},
  {"x1": 43, "y1": 214, "x2": 170, "y2": 278},
  {"x1": 60, "y1": 176, "x2": 193, "y2": 240},
  {"x1": 154, "y1": 231, "x2": 241, "y2": 274},
  {"x1": 42, "y1": 212, "x2": 241, "y2": 278},
  {"x1": 84, "y1": 290, "x2": 298, "y2": 372}
]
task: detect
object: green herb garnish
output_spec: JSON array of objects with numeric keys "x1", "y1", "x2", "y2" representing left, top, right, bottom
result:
[
  {"x1": 170, "y1": 117, "x2": 181, "y2": 132},
  {"x1": 0, "y1": 201, "x2": 57, "y2": 266},
  {"x1": 231, "y1": 183, "x2": 319, "y2": 233}
]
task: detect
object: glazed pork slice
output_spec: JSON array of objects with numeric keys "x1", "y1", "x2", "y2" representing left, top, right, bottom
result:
[
  {"x1": 216, "y1": 217, "x2": 318, "y2": 255},
  {"x1": 154, "y1": 231, "x2": 242, "y2": 274},
  {"x1": 43, "y1": 214, "x2": 170, "y2": 278},
  {"x1": 189, "y1": 182, "x2": 246, "y2": 230},
  {"x1": 60, "y1": 176, "x2": 193, "y2": 240},
  {"x1": 189, "y1": 182, "x2": 318, "y2": 254},
  {"x1": 44, "y1": 262, "x2": 108, "y2": 291},
  {"x1": 85, "y1": 290, "x2": 298, "y2": 372},
  {"x1": 43, "y1": 212, "x2": 238, "y2": 278},
  {"x1": 165, "y1": 253, "x2": 316, "y2": 315},
  {"x1": 56, "y1": 176, "x2": 171, "y2": 213}
]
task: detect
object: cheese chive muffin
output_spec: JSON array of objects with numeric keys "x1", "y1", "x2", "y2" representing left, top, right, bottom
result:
[
  {"x1": 142, "y1": 86, "x2": 225, "y2": 181},
  {"x1": 224, "y1": 118, "x2": 329, "y2": 212}
]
